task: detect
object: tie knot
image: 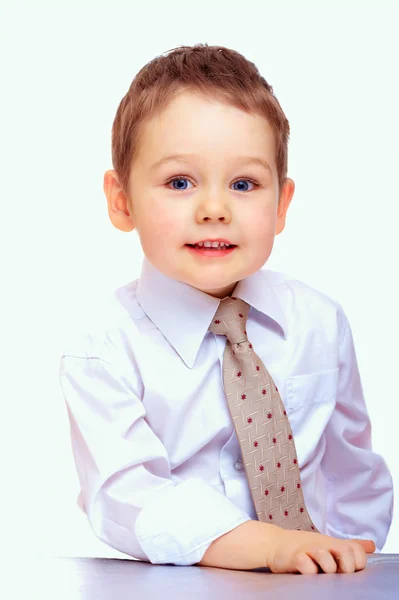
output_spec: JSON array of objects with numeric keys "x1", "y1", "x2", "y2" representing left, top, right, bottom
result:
[{"x1": 208, "y1": 296, "x2": 250, "y2": 345}]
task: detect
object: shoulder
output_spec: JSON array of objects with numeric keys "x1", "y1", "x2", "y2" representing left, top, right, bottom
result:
[
  {"x1": 259, "y1": 267, "x2": 347, "y2": 335},
  {"x1": 259, "y1": 266, "x2": 341, "y2": 306},
  {"x1": 60, "y1": 278, "x2": 145, "y2": 363}
]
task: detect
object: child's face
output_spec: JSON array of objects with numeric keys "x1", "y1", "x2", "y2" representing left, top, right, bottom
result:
[{"x1": 104, "y1": 90, "x2": 294, "y2": 298}]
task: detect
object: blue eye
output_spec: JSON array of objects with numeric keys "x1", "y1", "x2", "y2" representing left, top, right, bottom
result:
[
  {"x1": 232, "y1": 179, "x2": 257, "y2": 192},
  {"x1": 166, "y1": 177, "x2": 259, "y2": 191},
  {"x1": 169, "y1": 178, "x2": 193, "y2": 191}
]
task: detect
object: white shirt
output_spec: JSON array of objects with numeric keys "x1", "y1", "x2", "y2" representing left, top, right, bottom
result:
[{"x1": 59, "y1": 256, "x2": 393, "y2": 565}]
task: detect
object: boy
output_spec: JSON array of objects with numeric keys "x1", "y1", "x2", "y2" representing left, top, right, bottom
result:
[{"x1": 59, "y1": 43, "x2": 393, "y2": 574}]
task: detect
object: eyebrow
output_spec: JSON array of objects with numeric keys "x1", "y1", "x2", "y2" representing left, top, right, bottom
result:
[{"x1": 150, "y1": 153, "x2": 273, "y2": 175}]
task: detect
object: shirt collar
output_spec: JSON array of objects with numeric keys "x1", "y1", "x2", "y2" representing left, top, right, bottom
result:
[{"x1": 136, "y1": 256, "x2": 287, "y2": 369}]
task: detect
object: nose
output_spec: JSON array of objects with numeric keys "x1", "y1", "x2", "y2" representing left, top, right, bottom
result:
[{"x1": 196, "y1": 192, "x2": 232, "y2": 223}]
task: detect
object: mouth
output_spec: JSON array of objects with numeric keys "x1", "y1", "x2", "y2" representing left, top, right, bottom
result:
[{"x1": 185, "y1": 244, "x2": 238, "y2": 257}]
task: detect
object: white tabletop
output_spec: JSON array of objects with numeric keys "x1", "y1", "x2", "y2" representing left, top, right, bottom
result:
[{"x1": 9, "y1": 553, "x2": 399, "y2": 600}]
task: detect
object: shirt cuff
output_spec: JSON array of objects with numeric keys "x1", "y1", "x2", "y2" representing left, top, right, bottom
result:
[{"x1": 135, "y1": 478, "x2": 253, "y2": 565}]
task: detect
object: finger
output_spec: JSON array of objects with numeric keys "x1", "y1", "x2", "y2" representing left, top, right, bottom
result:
[
  {"x1": 310, "y1": 548, "x2": 337, "y2": 574},
  {"x1": 349, "y1": 542, "x2": 368, "y2": 572},
  {"x1": 294, "y1": 552, "x2": 319, "y2": 575},
  {"x1": 331, "y1": 544, "x2": 356, "y2": 574}
]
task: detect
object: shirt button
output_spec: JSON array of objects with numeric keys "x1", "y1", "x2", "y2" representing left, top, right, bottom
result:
[{"x1": 234, "y1": 459, "x2": 244, "y2": 471}]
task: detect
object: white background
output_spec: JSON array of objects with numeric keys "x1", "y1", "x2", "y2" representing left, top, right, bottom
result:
[{"x1": 1, "y1": 0, "x2": 397, "y2": 559}]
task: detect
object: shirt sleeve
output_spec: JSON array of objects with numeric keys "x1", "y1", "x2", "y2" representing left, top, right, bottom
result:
[
  {"x1": 59, "y1": 337, "x2": 252, "y2": 566},
  {"x1": 320, "y1": 305, "x2": 394, "y2": 553}
]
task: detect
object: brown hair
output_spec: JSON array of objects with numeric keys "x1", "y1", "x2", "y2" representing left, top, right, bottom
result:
[{"x1": 110, "y1": 43, "x2": 290, "y2": 203}]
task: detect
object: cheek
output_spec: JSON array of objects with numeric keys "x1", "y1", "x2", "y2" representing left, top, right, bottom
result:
[
  {"x1": 140, "y1": 199, "x2": 183, "y2": 240},
  {"x1": 242, "y1": 211, "x2": 276, "y2": 241}
]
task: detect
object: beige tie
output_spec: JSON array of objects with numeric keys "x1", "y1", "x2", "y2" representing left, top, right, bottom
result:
[{"x1": 208, "y1": 295, "x2": 318, "y2": 532}]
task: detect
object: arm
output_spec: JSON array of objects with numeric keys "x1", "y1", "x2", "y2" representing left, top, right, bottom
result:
[
  {"x1": 59, "y1": 335, "x2": 253, "y2": 566},
  {"x1": 320, "y1": 304, "x2": 394, "y2": 552}
]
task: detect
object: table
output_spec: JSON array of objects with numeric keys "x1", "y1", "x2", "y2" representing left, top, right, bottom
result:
[{"x1": 11, "y1": 553, "x2": 399, "y2": 599}]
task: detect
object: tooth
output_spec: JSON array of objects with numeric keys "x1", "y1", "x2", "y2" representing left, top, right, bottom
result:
[{"x1": 196, "y1": 241, "x2": 231, "y2": 248}]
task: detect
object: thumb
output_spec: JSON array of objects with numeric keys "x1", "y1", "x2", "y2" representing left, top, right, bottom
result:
[{"x1": 351, "y1": 539, "x2": 376, "y2": 554}]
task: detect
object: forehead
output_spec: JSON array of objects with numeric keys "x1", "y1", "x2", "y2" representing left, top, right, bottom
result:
[
  {"x1": 136, "y1": 91, "x2": 276, "y2": 169},
  {"x1": 147, "y1": 90, "x2": 273, "y2": 138}
]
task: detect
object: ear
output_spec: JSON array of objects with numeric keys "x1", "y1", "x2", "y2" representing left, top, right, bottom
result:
[
  {"x1": 275, "y1": 178, "x2": 295, "y2": 235},
  {"x1": 103, "y1": 170, "x2": 136, "y2": 233}
]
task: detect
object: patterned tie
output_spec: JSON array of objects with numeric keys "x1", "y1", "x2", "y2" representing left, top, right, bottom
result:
[{"x1": 208, "y1": 295, "x2": 318, "y2": 532}]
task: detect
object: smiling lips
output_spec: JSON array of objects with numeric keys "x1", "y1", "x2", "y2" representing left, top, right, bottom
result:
[
  {"x1": 187, "y1": 240, "x2": 236, "y2": 249},
  {"x1": 186, "y1": 244, "x2": 237, "y2": 256}
]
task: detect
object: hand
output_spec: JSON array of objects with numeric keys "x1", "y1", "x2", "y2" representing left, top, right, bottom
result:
[{"x1": 267, "y1": 527, "x2": 376, "y2": 574}]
